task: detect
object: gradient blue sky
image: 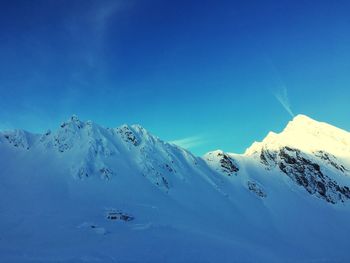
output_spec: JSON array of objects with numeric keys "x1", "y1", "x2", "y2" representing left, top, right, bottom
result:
[{"x1": 1, "y1": 0, "x2": 350, "y2": 155}]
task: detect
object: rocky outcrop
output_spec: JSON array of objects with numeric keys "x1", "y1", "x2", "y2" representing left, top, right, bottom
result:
[
  {"x1": 116, "y1": 125, "x2": 139, "y2": 146},
  {"x1": 314, "y1": 150, "x2": 348, "y2": 173},
  {"x1": 259, "y1": 146, "x2": 350, "y2": 203},
  {"x1": 247, "y1": 181, "x2": 267, "y2": 198},
  {"x1": 1, "y1": 130, "x2": 35, "y2": 150},
  {"x1": 204, "y1": 150, "x2": 239, "y2": 176},
  {"x1": 106, "y1": 209, "x2": 134, "y2": 222}
]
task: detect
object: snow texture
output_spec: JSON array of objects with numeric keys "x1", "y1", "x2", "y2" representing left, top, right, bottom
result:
[{"x1": 1, "y1": 114, "x2": 350, "y2": 262}]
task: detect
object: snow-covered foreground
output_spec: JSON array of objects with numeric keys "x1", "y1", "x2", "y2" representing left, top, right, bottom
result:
[{"x1": 1, "y1": 115, "x2": 350, "y2": 262}]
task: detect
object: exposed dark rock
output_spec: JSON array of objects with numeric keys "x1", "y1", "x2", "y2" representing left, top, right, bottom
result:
[
  {"x1": 216, "y1": 152, "x2": 239, "y2": 175},
  {"x1": 106, "y1": 210, "x2": 134, "y2": 222},
  {"x1": 2, "y1": 131, "x2": 31, "y2": 149},
  {"x1": 279, "y1": 148, "x2": 350, "y2": 203},
  {"x1": 77, "y1": 167, "x2": 89, "y2": 179},
  {"x1": 259, "y1": 149, "x2": 276, "y2": 168},
  {"x1": 314, "y1": 151, "x2": 348, "y2": 173},
  {"x1": 162, "y1": 176, "x2": 169, "y2": 189},
  {"x1": 247, "y1": 181, "x2": 267, "y2": 198},
  {"x1": 117, "y1": 126, "x2": 139, "y2": 146},
  {"x1": 99, "y1": 167, "x2": 113, "y2": 179},
  {"x1": 142, "y1": 162, "x2": 171, "y2": 191},
  {"x1": 164, "y1": 163, "x2": 175, "y2": 173},
  {"x1": 259, "y1": 146, "x2": 350, "y2": 204},
  {"x1": 55, "y1": 137, "x2": 71, "y2": 153}
]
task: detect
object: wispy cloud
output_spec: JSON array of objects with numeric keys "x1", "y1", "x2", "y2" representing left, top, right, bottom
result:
[
  {"x1": 274, "y1": 86, "x2": 295, "y2": 118},
  {"x1": 93, "y1": 2, "x2": 122, "y2": 33},
  {"x1": 264, "y1": 56, "x2": 296, "y2": 118},
  {"x1": 170, "y1": 136, "x2": 206, "y2": 149},
  {"x1": 63, "y1": 1, "x2": 131, "y2": 71}
]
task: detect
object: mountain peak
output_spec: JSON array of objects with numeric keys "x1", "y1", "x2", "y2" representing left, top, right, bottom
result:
[
  {"x1": 70, "y1": 114, "x2": 80, "y2": 122},
  {"x1": 285, "y1": 114, "x2": 324, "y2": 131},
  {"x1": 284, "y1": 114, "x2": 350, "y2": 142},
  {"x1": 59, "y1": 115, "x2": 98, "y2": 133},
  {"x1": 290, "y1": 114, "x2": 315, "y2": 124},
  {"x1": 293, "y1": 114, "x2": 313, "y2": 121},
  {"x1": 245, "y1": 114, "x2": 350, "y2": 157}
]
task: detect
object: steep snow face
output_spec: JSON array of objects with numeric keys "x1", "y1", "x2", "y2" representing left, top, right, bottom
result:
[{"x1": 244, "y1": 114, "x2": 350, "y2": 203}]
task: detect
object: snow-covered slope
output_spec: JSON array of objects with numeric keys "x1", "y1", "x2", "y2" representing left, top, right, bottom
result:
[
  {"x1": 243, "y1": 114, "x2": 350, "y2": 203},
  {"x1": 3, "y1": 115, "x2": 202, "y2": 189},
  {"x1": 1, "y1": 115, "x2": 350, "y2": 262}
]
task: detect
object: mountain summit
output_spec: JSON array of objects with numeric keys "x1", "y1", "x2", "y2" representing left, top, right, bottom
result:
[
  {"x1": 243, "y1": 114, "x2": 350, "y2": 203},
  {"x1": 246, "y1": 114, "x2": 350, "y2": 156},
  {"x1": 1, "y1": 115, "x2": 350, "y2": 262}
]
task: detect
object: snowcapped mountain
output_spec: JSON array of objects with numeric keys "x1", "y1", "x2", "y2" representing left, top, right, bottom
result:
[
  {"x1": 243, "y1": 114, "x2": 350, "y2": 203},
  {"x1": 1, "y1": 114, "x2": 350, "y2": 262},
  {"x1": 1, "y1": 115, "x2": 202, "y2": 189}
]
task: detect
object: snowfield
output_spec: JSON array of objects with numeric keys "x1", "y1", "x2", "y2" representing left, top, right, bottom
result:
[{"x1": 1, "y1": 114, "x2": 350, "y2": 262}]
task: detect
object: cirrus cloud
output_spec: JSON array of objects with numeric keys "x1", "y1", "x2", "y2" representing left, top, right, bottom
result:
[{"x1": 170, "y1": 135, "x2": 206, "y2": 149}]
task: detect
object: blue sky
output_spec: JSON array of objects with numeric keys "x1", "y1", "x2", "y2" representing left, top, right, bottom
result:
[{"x1": 0, "y1": 0, "x2": 350, "y2": 155}]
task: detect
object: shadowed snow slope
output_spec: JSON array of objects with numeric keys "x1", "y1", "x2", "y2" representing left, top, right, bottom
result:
[{"x1": 1, "y1": 115, "x2": 350, "y2": 262}]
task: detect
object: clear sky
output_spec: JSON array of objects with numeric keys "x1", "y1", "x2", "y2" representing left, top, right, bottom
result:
[{"x1": 1, "y1": 0, "x2": 350, "y2": 155}]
